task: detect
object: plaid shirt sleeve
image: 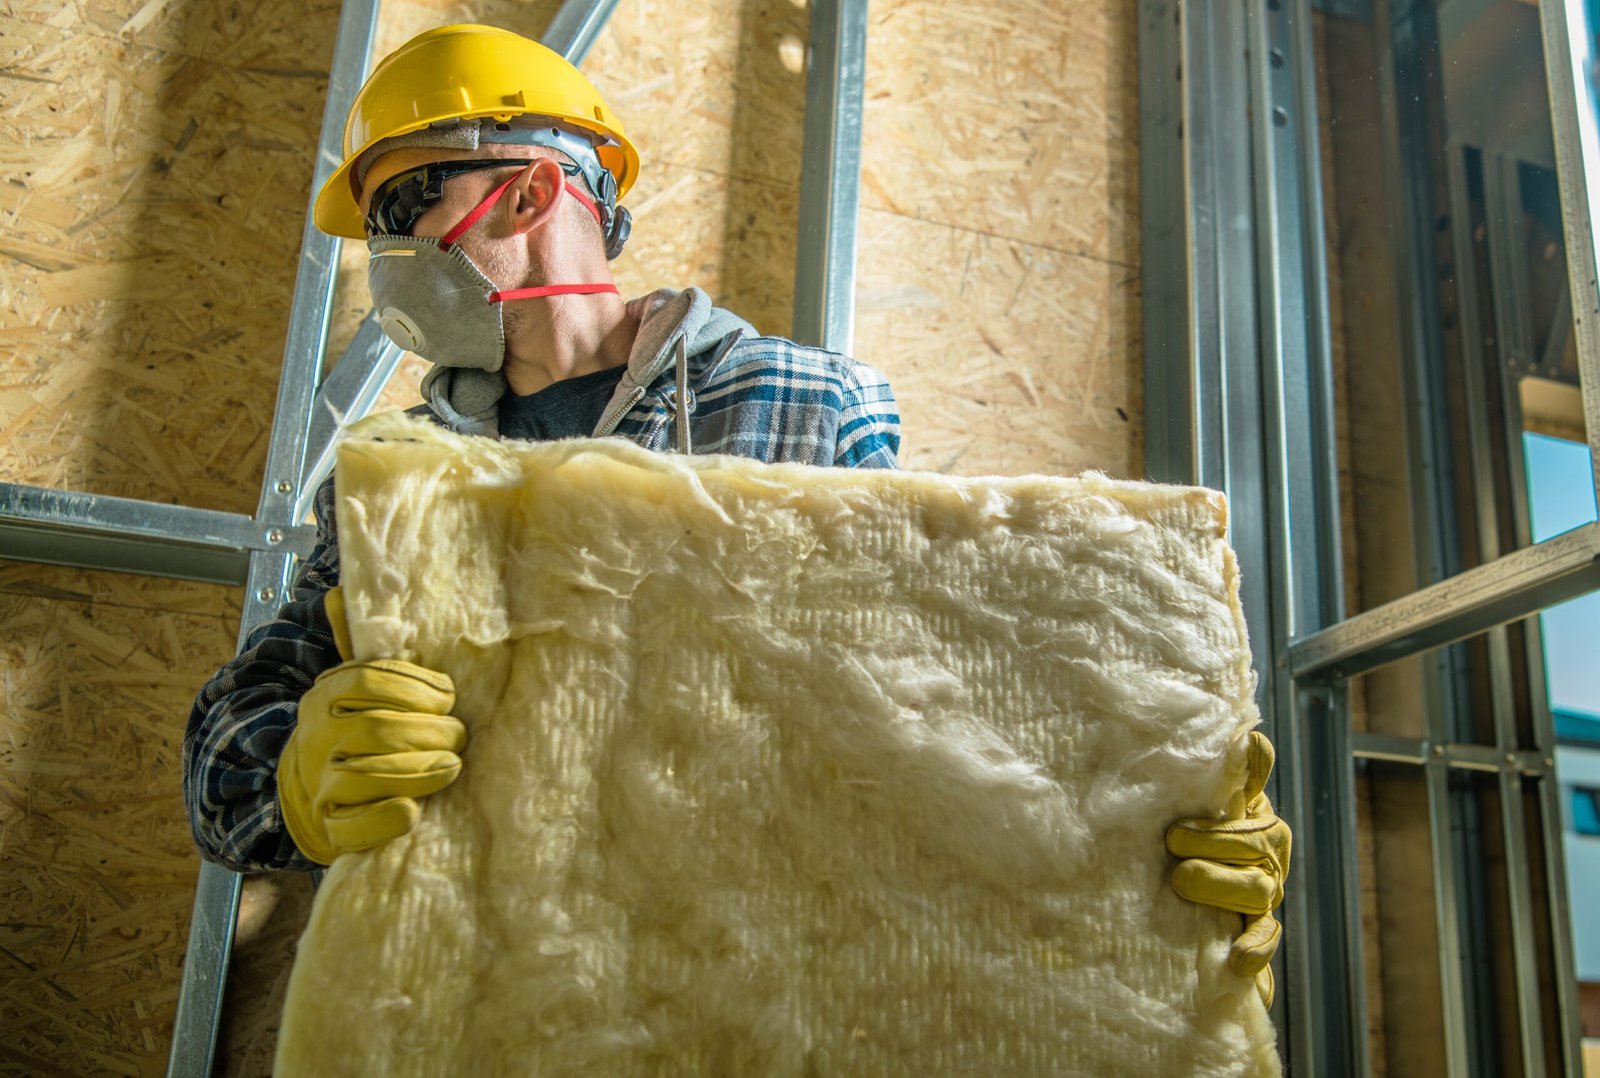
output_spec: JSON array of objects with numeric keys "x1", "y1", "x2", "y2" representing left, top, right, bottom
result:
[
  {"x1": 183, "y1": 476, "x2": 342, "y2": 873},
  {"x1": 833, "y1": 359, "x2": 900, "y2": 470}
]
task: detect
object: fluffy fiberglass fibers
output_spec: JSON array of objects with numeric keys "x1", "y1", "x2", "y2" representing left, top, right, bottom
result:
[{"x1": 274, "y1": 412, "x2": 1280, "y2": 1076}]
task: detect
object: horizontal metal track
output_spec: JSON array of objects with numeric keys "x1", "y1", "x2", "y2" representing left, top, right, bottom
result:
[
  {"x1": 1352, "y1": 732, "x2": 1552, "y2": 775},
  {"x1": 1290, "y1": 522, "x2": 1600, "y2": 681},
  {"x1": 0, "y1": 483, "x2": 315, "y2": 586}
]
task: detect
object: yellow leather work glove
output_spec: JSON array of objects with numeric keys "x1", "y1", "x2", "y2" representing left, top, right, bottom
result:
[
  {"x1": 278, "y1": 586, "x2": 467, "y2": 865},
  {"x1": 1165, "y1": 730, "x2": 1291, "y2": 1007}
]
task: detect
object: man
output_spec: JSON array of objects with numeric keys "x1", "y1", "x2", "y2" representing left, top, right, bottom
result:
[{"x1": 184, "y1": 23, "x2": 1288, "y2": 1006}]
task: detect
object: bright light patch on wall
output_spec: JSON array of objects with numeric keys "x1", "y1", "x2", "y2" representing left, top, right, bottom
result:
[{"x1": 778, "y1": 34, "x2": 807, "y2": 75}]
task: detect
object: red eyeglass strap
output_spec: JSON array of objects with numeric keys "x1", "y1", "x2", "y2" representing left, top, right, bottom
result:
[
  {"x1": 562, "y1": 184, "x2": 605, "y2": 229},
  {"x1": 442, "y1": 173, "x2": 605, "y2": 250},
  {"x1": 440, "y1": 175, "x2": 517, "y2": 248}
]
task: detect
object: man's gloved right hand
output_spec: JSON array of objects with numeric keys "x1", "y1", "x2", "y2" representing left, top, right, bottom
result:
[
  {"x1": 278, "y1": 587, "x2": 467, "y2": 865},
  {"x1": 1166, "y1": 730, "x2": 1291, "y2": 1007}
]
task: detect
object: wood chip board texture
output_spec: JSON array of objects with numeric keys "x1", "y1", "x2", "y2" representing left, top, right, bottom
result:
[{"x1": 276, "y1": 414, "x2": 1279, "y2": 1076}]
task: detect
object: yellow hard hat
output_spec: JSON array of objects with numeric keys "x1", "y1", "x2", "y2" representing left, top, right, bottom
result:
[{"x1": 313, "y1": 24, "x2": 640, "y2": 239}]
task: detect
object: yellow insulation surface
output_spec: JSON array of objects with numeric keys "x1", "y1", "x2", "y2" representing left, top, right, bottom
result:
[{"x1": 276, "y1": 413, "x2": 1279, "y2": 1076}]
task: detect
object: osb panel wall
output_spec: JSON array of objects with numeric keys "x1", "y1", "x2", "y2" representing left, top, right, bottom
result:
[
  {"x1": 857, "y1": 0, "x2": 1141, "y2": 477},
  {"x1": 0, "y1": 563, "x2": 242, "y2": 1077},
  {"x1": 3, "y1": 0, "x2": 347, "y2": 514},
  {"x1": 2, "y1": 0, "x2": 1141, "y2": 1073},
  {"x1": 0, "y1": 558, "x2": 318, "y2": 1078}
]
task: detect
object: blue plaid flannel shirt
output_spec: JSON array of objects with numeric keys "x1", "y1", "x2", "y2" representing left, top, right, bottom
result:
[{"x1": 184, "y1": 334, "x2": 900, "y2": 872}]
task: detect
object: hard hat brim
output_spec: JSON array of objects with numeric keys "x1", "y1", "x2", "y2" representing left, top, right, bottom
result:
[{"x1": 313, "y1": 115, "x2": 640, "y2": 240}]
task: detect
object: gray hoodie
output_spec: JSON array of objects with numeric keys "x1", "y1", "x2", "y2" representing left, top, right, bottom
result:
[{"x1": 418, "y1": 286, "x2": 755, "y2": 438}]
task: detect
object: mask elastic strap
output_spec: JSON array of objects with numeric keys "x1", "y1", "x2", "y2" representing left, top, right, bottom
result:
[
  {"x1": 441, "y1": 171, "x2": 606, "y2": 250},
  {"x1": 490, "y1": 283, "x2": 620, "y2": 303}
]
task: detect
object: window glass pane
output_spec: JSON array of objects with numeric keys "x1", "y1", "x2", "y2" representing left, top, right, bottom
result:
[
  {"x1": 1556, "y1": 745, "x2": 1600, "y2": 1011},
  {"x1": 1526, "y1": 427, "x2": 1600, "y2": 755},
  {"x1": 1356, "y1": 756, "x2": 1572, "y2": 1076},
  {"x1": 1316, "y1": 5, "x2": 1423, "y2": 616},
  {"x1": 1522, "y1": 429, "x2": 1600, "y2": 1014},
  {"x1": 1351, "y1": 653, "x2": 1429, "y2": 741},
  {"x1": 1524, "y1": 432, "x2": 1598, "y2": 544},
  {"x1": 1571, "y1": 787, "x2": 1600, "y2": 838},
  {"x1": 1457, "y1": 768, "x2": 1539, "y2": 1078},
  {"x1": 1518, "y1": 164, "x2": 1580, "y2": 386}
]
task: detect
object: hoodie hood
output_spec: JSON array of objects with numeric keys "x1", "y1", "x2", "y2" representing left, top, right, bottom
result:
[{"x1": 420, "y1": 286, "x2": 755, "y2": 438}]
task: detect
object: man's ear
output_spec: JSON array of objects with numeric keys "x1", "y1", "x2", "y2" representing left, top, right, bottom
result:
[{"x1": 507, "y1": 158, "x2": 566, "y2": 236}]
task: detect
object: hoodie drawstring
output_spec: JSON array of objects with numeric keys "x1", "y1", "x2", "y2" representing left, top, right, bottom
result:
[{"x1": 672, "y1": 336, "x2": 692, "y2": 454}]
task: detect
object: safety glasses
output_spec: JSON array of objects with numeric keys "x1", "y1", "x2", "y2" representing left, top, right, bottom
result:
[{"x1": 366, "y1": 158, "x2": 584, "y2": 237}]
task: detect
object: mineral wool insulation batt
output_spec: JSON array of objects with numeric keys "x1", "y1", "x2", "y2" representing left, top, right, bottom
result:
[{"x1": 275, "y1": 412, "x2": 1281, "y2": 1077}]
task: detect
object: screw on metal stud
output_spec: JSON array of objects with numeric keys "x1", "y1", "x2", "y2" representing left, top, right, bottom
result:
[
  {"x1": 258, "y1": 587, "x2": 276, "y2": 603},
  {"x1": 267, "y1": 529, "x2": 284, "y2": 545}
]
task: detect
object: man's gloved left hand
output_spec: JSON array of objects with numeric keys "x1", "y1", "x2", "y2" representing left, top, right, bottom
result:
[
  {"x1": 1165, "y1": 730, "x2": 1291, "y2": 1007},
  {"x1": 277, "y1": 586, "x2": 467, "y2": 865}
]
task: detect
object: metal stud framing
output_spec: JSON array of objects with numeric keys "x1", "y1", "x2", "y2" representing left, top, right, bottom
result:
[
  {"x1": 1143, "y1": 0, "x2": 1595, "y2": 1071},
  {"x1": 1530, "y1": 0, "x2": 1597, "y2": 1058},
  {"x1": 1142, "y1": 0, "x2": 1356, "y2": 1069},
  {"x1": 0, "y1": 485, "x2": 315, "y2": 586},
  {"x1": 790, "y1": 0, "x2": 868, "y2": 353}
]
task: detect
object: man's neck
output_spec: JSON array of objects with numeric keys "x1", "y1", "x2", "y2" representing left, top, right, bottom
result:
[{"x1": 501, "y1": 292, "x2": 638, "y2": 396}]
